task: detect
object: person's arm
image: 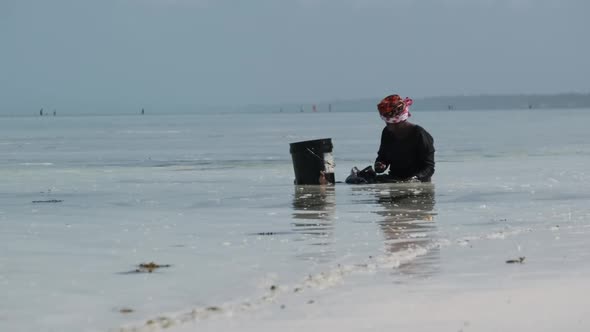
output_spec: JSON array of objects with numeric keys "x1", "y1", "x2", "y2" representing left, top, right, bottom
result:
[
  {"x1": 413, "y1": 129, "x2": 435, "y2": 181},
  {"x1": 374, "y1": 129, "x2": 390, "y2": 173}
]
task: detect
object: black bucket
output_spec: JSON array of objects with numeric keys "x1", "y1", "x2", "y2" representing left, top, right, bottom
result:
[{"x1": 289, "y1": 138, "x2": 335, "y2": 185}]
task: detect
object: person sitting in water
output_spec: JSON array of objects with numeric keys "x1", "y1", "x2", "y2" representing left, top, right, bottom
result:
[
  {"x1": 344, "y1": 94, "x2": 434, "y2": 185},
  {"x1": 373, "y1": 94, "x2": 435, "y2": 183}
]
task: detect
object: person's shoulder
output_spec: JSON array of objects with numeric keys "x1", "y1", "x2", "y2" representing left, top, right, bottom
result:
[
  {"x1": 413, "y1": 124, "x2": 428, "y2": 132},
  {"x1": 414, "y1": 125, "x2": 434, "y2": 142},
  {"x1": 414, "y1": 124, "x2": 432, "y2": 135}
]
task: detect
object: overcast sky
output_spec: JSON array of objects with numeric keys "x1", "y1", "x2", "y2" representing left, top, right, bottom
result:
[{"x1": 1, "y1": 0, "x2": 588, "y2": 112}]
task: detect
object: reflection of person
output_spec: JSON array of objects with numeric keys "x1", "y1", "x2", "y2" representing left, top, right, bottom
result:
[
  {"x1": 373, "y1": 183, "x2": 438, "y2": 277},
  {"x1": 375, "y1": 184, "x2": 436, "y2": 221},
  {"x1": 374, "y1": 94, "x2": 435, "y2": 183}
]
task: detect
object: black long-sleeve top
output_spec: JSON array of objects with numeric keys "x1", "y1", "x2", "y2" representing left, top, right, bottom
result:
[{"x1": 375, "y1": 125, "x2": 435, "y2": 182}]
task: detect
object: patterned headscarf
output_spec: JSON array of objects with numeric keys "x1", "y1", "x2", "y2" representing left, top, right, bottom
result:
[{"x1": 377, "y1": 94, "x2": 413, "y2": 124}]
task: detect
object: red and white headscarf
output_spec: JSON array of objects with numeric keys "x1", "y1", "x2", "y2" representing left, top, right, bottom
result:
[{"x1": 377, "y1": 94, "x2": 413, "y2": 124}]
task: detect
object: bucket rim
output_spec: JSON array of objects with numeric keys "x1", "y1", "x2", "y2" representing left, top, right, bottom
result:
[{"x1": 289, "y1": 138, "x2": 332, "y2": 146}]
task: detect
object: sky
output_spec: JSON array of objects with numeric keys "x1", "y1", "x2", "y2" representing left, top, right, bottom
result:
[{"x1": 1, "y1": 0, "x2": 589, "y2": 113}]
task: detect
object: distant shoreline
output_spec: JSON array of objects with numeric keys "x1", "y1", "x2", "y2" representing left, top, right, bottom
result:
[
  {"x1": 414, "y1": 92, "x2": 590, "y2": 111},
  {"x1": 2, "y1": 93, "x2": 590, "y2": 116},
  {"x1": 269, "y1": 92, "x2": 590, "y2": 113}
]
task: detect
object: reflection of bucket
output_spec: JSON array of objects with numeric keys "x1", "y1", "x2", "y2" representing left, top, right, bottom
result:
[{"x1": 289, "y1": 138, "x2": 335, "y2": 185}]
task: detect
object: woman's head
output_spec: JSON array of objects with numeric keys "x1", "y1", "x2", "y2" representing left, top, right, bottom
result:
[{"x1": 377, "y1": 94, "x2": 413, "y2": 124}]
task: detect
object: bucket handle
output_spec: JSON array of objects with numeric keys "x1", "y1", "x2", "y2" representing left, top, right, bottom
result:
[{"x1": 306, "y1": 148, "x2": 335, "y2": 168}]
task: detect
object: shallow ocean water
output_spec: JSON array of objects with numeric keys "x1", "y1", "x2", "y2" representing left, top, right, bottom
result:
[{"x1": 1, "y1": 109, "x2": 589, "y2": 331}]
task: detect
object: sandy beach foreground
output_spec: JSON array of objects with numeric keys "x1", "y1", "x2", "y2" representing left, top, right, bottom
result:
[{"x1": 179, "y1": 276, "x2": 590, "y2": 332}]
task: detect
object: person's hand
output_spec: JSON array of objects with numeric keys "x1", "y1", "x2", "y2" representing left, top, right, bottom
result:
[
  {"x1": 374, "y1": 162, "x2": 387, "y2": 173},
  {"x1": 318, "y1": 171, "x2": 328, "y2": 185}
]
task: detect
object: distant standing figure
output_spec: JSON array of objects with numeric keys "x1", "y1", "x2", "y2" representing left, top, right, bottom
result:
[
  {"x1": 53, "y1": 110, "x2": 56, "y2": 116},
  {"x1": 40, "y1": 108, "x2": 43, "y2": 116},
  {"x1": 374, "y1": 94, "x2": 435, "y2": 182},
  {"x1": 141, "y1": 108, "x2": 145, "y2": 115}
]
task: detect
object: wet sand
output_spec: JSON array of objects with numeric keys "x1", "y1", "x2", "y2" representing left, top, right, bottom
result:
[
  {"x1": 3, "y1": 111, "x2": 590, "y2": 332},
  {"x1": 188, "y1": 276, "x2": 590, "y2": 332},
  {"x1": 121, "y1": 215, "x2": 590, "y2": 332}
]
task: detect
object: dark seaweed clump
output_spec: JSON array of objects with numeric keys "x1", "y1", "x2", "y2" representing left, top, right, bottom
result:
[
  {"x1": 32, "y1": 199, "x2": 63, "y2": 203},
  {"x1": 505, "y1": 257, "x2": 525, "y2": 264},
  {"x1": 120, "y1": 262, "x2": 172, "y2": 274}
]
